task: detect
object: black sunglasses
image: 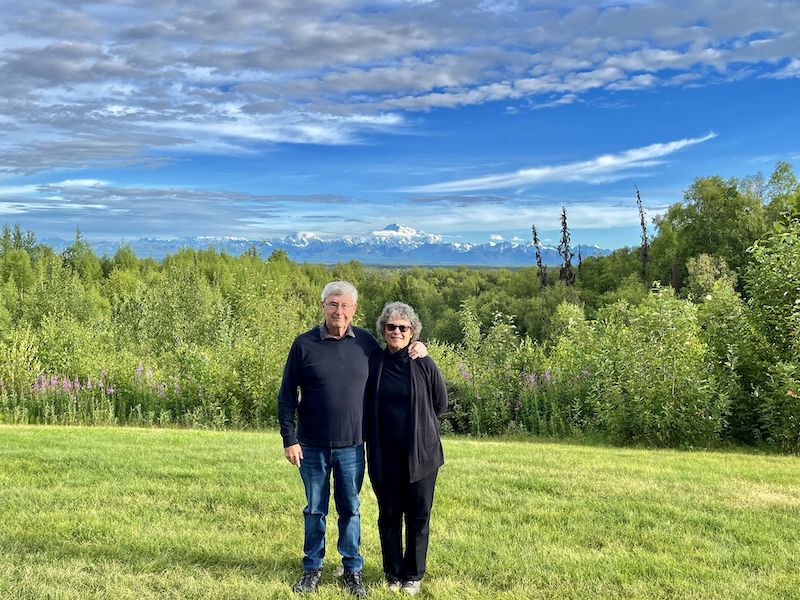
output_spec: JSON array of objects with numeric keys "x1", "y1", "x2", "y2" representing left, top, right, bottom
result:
[{"x1": 385, "y1": 323, "x2": 410, "y2": 332}]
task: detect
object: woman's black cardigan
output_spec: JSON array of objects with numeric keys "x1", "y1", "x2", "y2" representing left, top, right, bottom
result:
[{"x1": 365, "y1": 350, "x2": 448, "y2": 484}]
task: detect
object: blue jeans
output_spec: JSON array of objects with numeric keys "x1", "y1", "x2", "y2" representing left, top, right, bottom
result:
[{"x1": 299, "y1": 444, "x2": 365, "y2": 572}]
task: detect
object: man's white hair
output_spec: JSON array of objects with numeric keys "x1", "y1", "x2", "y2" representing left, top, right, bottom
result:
[{"x1": 321, "y1": 281, "x2": 358, "y2": 303}]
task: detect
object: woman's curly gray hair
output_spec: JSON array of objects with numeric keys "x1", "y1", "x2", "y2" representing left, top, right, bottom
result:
[{"x1": 376, "y1": 301, "x2": 422, "y2": 343}]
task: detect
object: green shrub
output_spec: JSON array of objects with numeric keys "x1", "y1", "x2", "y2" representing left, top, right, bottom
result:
[
  {"x1": 743, "y1": 220, "x2": 800, "y2": 449},
  {"x1": 589, "y1": 286, "x2": 729, "y2": 447}
]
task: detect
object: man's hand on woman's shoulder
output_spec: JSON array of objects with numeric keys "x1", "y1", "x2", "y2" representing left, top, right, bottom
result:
[{"x1": 408, "y1": 341, "x2": 427, "y2": 359}]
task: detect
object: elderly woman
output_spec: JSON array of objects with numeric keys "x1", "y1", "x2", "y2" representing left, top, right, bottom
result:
[{"x1": 366, "y1": 302, "x2": 447, "y2": 596}]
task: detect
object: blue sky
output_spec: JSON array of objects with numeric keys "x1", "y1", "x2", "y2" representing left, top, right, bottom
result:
[{"x1": 1, "y1": 0, "x2": 799, "y2": 250}]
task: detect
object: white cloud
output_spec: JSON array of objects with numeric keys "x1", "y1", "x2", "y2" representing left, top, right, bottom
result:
[
  {"x1": 0, "y1": 1, "x2": 796, "y2": 175},
  {"x1": 55, "y1": 179, "x2": 108, "y2": 187},
  {"x1": 606, "y1": 73, "x2": 659, "y2": 90},
  {"x1": 0, "y1": 184, "x2": 41, "y2": 195},
  {"x1": 0, "y1": 203, "x2": 27, "y2": 215},
  {"x1": 405, "y1": 134, "x2": 717, "y2": 193},
  {"x1": 489, "y1": 234, "x2": 504, "y2": 241},
  {"x1": 761, "y1": 58, "x2": 800, "y2": 79}
]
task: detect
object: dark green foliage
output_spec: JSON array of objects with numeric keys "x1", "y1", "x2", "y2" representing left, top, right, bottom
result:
[
  {"x1": 741, "y1": 220, "x2": 800, "y2": 451},
  {"x1": 652, "y1": 174, "x2": 766, "y2": 288},
  {"x1": 764, "y1": 160, "x2": 800, "y2": 225},
  {"x1": 62, "y1": 228, "x2": 103, "y2": 286},
  {"x1": 578, "y1": 248, "x2": 642, "y2": 316}
]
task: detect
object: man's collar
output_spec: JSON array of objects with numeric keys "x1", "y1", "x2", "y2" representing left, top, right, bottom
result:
[{"x1": 320, "y1": 322, "x2": 356, "y2": 340}]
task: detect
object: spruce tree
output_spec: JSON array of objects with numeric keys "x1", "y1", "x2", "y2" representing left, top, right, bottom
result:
[
  {"x1": 531, "y1": 224, "x2": 547, "y2": 291},
  {"x1": 636, "y1": 185, "x2": 650, "y2": 282},
  {"x1": 558, "y1": 208, "x2": 575, "y2": 286}
]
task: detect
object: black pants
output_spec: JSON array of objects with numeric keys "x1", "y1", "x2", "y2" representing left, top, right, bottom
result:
[{"x1": 371, "y1": 449, "x2": 438, "y2": 582}]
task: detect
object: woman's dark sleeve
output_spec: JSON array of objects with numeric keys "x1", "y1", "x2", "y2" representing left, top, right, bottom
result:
[{"x1": 429, "y1": 360, "x2": 448, "y2": 417}]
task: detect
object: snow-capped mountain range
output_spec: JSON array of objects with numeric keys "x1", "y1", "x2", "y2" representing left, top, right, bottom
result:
[{"x1": 45, "y1": 224, "x2": 609, "y2": 265}]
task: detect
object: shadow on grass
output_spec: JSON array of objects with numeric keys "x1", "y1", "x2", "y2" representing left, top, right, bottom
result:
[{"x1": 2, "y1": 532, "x2": 389, "y2": 588}]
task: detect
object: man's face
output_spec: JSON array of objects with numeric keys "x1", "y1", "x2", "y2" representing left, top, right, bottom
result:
[{"x1": 322, "y1": 293, "x2": 357, "y2": 331}]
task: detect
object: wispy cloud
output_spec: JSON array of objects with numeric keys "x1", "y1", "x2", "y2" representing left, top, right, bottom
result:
[
  {"x1": 761, "y1": 58, "x2": 800, "y2": 79},
  {"x1": 405, "y1": 134, "x2": 717, "y2": 193}
]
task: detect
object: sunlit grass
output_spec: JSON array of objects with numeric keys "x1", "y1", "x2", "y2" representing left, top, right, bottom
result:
[{"x1": 1, "y1": 426, "x2": 799, "y2": 599}]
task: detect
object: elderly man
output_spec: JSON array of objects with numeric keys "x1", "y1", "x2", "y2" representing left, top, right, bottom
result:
[{"x1": 278, "y1": 281, "x2": 425, "y2": 597}]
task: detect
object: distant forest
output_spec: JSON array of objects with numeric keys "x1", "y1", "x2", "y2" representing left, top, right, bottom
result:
[{"x1": 1, "y1": 161, "x2": 799, "y2": 451}]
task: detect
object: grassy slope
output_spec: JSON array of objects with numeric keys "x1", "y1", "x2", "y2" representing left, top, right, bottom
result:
[{"x1": 1, "y1": 426, "x2": 799, "y2": 599}]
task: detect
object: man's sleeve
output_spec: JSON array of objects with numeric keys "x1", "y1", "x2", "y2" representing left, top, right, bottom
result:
[{"x1": 278, "y1": 338, "x2": 303, "y2": 447}]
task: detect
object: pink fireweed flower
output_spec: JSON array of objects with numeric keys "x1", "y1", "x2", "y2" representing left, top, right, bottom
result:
[
  {"x1": 515, "y1": 401, "x2": 522, "y2": 413},
  {"x1": 544, "y1": 369, "x2": 552, "y2": 384},
  {"x1": 106, "y1": 387, "x2": 114, "y2": 394}
]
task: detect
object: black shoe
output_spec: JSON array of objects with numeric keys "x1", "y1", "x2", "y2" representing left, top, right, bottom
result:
[
  {"x1": 342, "y1": 570, "x2": 367, "y2": 597},
  {"x1": 293, "y1": 569, "x2": 322, "y2": 593}
]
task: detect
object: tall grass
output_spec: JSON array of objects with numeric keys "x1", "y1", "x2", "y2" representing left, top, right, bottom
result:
[{"x1": 2, "y1": 425, "x2": 799, "y2": 599}]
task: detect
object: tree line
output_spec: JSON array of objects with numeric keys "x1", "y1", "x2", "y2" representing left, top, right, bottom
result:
[{"x1": 1, "y1": 161, "x2": 799, "y2": 450}]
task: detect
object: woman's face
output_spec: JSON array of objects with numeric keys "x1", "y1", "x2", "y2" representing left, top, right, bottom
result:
[{"x1": 384, "y1": 317, "x2": 413, "y2": 353}]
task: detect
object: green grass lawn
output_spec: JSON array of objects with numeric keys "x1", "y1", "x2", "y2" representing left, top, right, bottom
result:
[{"x1": 1, "y1": 425, "x2": 799, "y2": 599}]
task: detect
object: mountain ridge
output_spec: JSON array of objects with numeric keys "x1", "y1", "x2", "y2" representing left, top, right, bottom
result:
[{"x1": 42, "y1": 224, "x2": 609, "y2": 265}]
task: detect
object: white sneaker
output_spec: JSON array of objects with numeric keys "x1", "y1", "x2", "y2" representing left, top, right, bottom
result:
[
  {"x1": 387, "y1": 580, "x2": 401, "y2": 592},
  {"x1": 402, "y1": 580, "x2": 421, "y2": 596}
]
